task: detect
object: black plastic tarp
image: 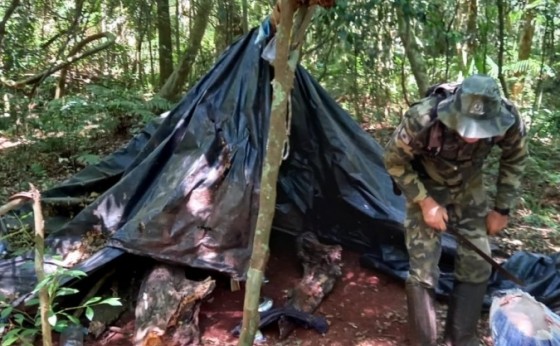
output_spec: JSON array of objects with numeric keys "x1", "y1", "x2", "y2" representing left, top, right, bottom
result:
[
  {"x1": 0, "y1": 20, "x2": 405, "y2": 300},
  {"x1": 1, "y1": 19, "x2": 559, "y2": 315}
]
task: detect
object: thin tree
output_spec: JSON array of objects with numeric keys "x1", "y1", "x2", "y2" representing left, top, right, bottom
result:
[
  {"x1": 496, "y1": 0, "x2": 509, "y2": 97},
  {"x1": 395, "y1": 2, "x2": 429, "y2": 97},
  {"x1": 237, "y1": 0, "x2": 328, "y2": 344},
  {"x1": 157, "y1": 0, "x2": 174, "y2": 86},
  {"x1": 158, "y1": 0, "x2": 213, "y2": 101}
]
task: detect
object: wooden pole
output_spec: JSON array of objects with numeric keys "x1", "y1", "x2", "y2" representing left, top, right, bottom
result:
[
  {"x1": 10, "y1": 186, "x2": 52, "y2": 345},
  {"x1": 237, "y1": 1, "x2": 317, "y2": 344},
  {"x1": 31, "y1": 186, "x2": 52, "y2": 346}
]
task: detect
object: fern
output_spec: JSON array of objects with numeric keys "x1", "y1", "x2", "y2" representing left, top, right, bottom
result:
[
  {"x1": 503, "y1": 59, "x2": 555, "y2": 77},
  {"x1": 484, "y1": 56, "x2": 500, "y2": 79},
  {"x1": 482, "y1": 56, "x2": 555, "y2": 79}
]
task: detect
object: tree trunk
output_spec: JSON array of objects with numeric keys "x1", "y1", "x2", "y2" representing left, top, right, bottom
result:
[
  {"x1": 455, "y1": 0, "x2": 478, "y2": 77},
  {"x1": 519, "y1": 8, "x2": 537, "y2": 59},
  {"x1": 395, "y1": 4, "x2": 429, "y2": 97},
  {"x1": 157, "y1": 0, "x2": 174, "y2": 86},
  {"x1": 148, "y1": 10, "x2": 156, "y2": 88},
  {"x1": 466, "y1": 0, "x2": 478, "y2": 61},
  {"x1": 237, "y1": 1, "x2": 318, "y2": 344},
  {"x1": 511, "y1": 0, "x2": 537, "y2": 100},
  {"x1": 241, "y1": 0, "x2": 249, "y2": 33},
  {"x1": 157, "y1": 0, "x2": 213, "y2": 101},
  {"x1": 175, "y1": 0, "x2": 180, "y2": 59},
  {"x1": 496, "y1": 0, "x2": 509, "y2": 97},
  {"x1": 214, "y1": 0, "x2": 244, "y2": 57}
]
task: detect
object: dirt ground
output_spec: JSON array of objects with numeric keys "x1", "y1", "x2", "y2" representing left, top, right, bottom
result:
[{"x1": 73, "y1": 232, "x2": 492, "y2": 346}]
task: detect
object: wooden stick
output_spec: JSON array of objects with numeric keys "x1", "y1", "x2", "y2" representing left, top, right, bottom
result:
[
  {"x1": 237, "y1": 1, "x2": 298, "y2": 345},
  {"x1": 29, "y1": 185, "x2": 52, "y2": 346},
  {"x1": 0, "y1": 196, "x2": 28, "y2": 217}
]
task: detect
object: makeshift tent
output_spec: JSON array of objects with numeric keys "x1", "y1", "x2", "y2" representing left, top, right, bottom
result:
[{"x1": 1, "y1": 19, "x2": 559, "y2": 315}]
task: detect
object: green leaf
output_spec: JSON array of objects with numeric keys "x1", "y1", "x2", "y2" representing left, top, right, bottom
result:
[
  {"x1": 52, "y1": 320, "x2": 68, "y2": 333},
  {"x1": 48, "y1": 312, "x2": 57, "y2": 326},
  {"x1": 0, "y1": 306, "x2": 13, "y2": 319},
  {"x1": 2, "y1": 335, "x2": 21, "y2": 346},
  {"x1": 84, "y1": 296, "x2": 102, "y2": 305},
  {"x1": 13, "y1": 313, "x2": 25, "y2": 325},
  {"x1": 48, "y1": 284, "x2": 59, "y2": 301},
  {"x1": 24, "y1": 298, "x2": 40, "y2": 307},
  {"x1": 63, "y1": 270, "x2": 87, "y2": 279},
  {"x1": 100, "y1": 297, "x2": 122, "y2": 306},
  {"x1": 55, "y1": 287, "x2": 79, "y2": 297},
  {"x1": 2, "y1": 328, "x2": 23, "y2": 345},
  {"x1": 60, "y1": 312, "x2": 80, "y2": 326},
  {"x1": 19, "y1": 328, "x2": 38, "y2": 337},
  {"x1": 85, "y1": 306, "x2": 94, "y2": 321},
  {"x1": 32, "y1": 276, "x2": 53, "y2": 294}
]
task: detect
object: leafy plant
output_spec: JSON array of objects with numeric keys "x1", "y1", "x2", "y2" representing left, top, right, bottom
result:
[
  {"x1": 75, "y1": 153, "x2": 101, "y2": 166},
  {"x1": 0, "y1": 268, "x2": 121, "y2": 346}
]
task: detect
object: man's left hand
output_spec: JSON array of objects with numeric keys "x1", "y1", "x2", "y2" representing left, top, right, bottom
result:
[{"x1": 486, "y1": 210, "x2": 509, "y2": 235}]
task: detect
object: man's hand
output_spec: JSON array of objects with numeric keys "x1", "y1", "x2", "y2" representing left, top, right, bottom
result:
[
  {"x1": 486, "y1": 210, "x2": 508, "y2": 235},
  {"x1": 418, "y1": 197, "x2": 448, "y2": 231}
]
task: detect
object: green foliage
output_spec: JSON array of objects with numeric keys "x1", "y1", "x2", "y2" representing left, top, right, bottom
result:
[
  {"x1": 40, "y1": 84, "x2": 172, "y2": 136},
  {"x1": 0, "y1": 268, "x2": 122, "y2": 346},
  {"x1": 504, "y1": 59, "x2": 555, "y2": 77},
  {"x1": 516, "y1": 135, "x2": 560, "y2": 232}
]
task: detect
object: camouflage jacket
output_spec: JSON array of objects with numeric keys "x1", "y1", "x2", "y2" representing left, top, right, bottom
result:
[{"x1": 383, "y1": 96, "x2": 528, "y2": 210}]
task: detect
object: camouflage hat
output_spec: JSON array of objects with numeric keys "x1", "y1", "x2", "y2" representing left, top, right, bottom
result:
[{"x1": 436, "y1": 74, "x2": 515, "y2": 138}]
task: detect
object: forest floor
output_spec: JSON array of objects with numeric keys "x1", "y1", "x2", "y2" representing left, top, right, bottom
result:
[{"x1": 1, "y1": 121, "x2": 560, "y2": 346}]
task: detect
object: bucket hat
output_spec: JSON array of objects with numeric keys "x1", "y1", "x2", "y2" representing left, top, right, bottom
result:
[{"x1": 436, "y1": 74, "x2": 515, "y2": 138}]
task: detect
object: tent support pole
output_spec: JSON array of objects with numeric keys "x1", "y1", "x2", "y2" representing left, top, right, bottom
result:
[{"x1": 237, "y1": 1, "x2": 316, "y2": 345}]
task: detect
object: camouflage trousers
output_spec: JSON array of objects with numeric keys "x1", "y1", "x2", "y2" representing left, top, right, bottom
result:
[{"x1": 405, "y1": 172, "x2": 492, "y2": 288}]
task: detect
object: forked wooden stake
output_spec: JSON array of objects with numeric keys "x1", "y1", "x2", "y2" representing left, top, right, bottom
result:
[
  {"x1": 237, "y1": 1, "x2": 328, "y2": 344},
  {"x1": 10, "y1": 185, "x2": 52, "y2": 346}
]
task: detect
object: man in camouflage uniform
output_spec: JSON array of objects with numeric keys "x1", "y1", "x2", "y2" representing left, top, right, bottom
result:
[{"x1": 384, "y1": 74, "x2": 528, "y2": 346}]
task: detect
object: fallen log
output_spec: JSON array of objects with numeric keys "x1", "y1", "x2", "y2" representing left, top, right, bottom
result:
[
  {"x1": 489, "y1": 289, "x2": 560, "y2": 346},
  {"x1": 134, "y1": 263, "x2": 215, "y2": 346},
  {"x1": 278, "y1": 232, "x2": 342, "y2": 339}
]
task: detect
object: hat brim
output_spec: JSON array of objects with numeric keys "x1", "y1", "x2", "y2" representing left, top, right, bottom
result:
[{"x1": 437, "y1": 98, "x2": 515, "y2": 138}]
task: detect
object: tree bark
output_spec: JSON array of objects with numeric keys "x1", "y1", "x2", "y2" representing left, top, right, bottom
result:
[
  {"x1": 214, "y1": 0, "x2": 244, "y2": 57},
  {"x1": 237, "y1": 1, "x2": 316, "y2": 345},
  {"x1": 157, "y1": 0, "x2": 174, "y2": 86},
  {"x1": 496, "y1": 0, "x2": 509, "y2": 97},
  {"x1": 241, "y1": 0, "x2": 249, "y2": 33},
  {"x1": 511, "y1": 0, "x2": 537, "y2": 100},
  {"x1": 455, "y1": 0, "x2": 478, "y2": 76},
  {"x1": 395, "y1": 4, "x2": 429, "y2": 97},
  {"x1": 11, "y1": 187, "x2": 52, "y2": 345},
  {"x1": 157, "y1": 0, "x2": 213, "y2": 101},
  {"x1": 466, "y1": 0, "x2": 478, "y2": 60},
  {"x1": 175, "y1": 0, "x2": 180, "y2": 58}
]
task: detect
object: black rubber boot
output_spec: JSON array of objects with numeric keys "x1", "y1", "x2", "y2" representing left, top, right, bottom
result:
[
  {"x1": 406, "y1": 281, "x2": 437, "y2": 346},
  {"x1": 443, "y1": 281, "x2": 487, "y2": 346}
]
